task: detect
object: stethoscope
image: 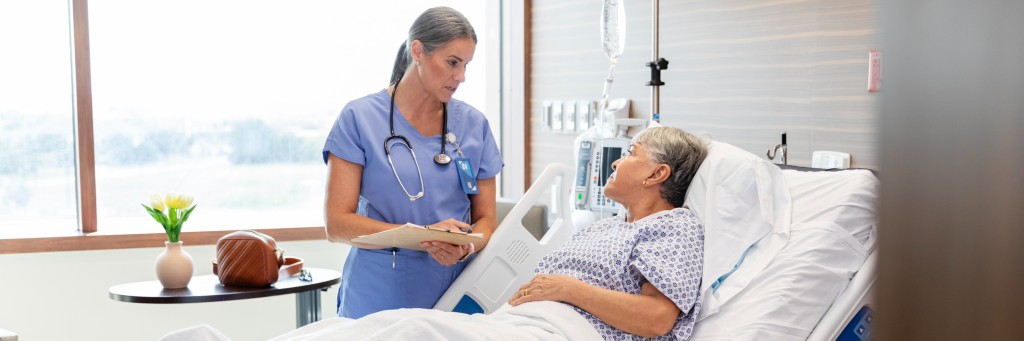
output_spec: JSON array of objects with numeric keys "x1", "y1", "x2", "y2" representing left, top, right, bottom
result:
[{"x1": 384, "y1": 75, "x2": 457, "y2": 201}]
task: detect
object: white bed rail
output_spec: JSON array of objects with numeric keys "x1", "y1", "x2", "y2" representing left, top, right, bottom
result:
[
  {"x1": 434, "y1": 163, "x2": 575, "y2": 313},
  {"x1": 807, "y1": 250, "x2": 877, "y2": 341}
]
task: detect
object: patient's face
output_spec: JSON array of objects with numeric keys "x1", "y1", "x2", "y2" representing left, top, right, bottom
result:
[{"x1": 604, "y1": 143, "x2": 656, "y2": 204}]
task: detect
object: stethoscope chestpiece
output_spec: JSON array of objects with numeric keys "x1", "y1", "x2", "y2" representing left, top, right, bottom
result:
[{"x1": 433, "y1": 153, "x2": 451, "y2": 165}]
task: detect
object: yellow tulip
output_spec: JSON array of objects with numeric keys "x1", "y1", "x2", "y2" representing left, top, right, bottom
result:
[
  {"x1": 149, "y1": 194, "x2": 166, "y2": 212},
  {"x1": 164, "y1": 194, "x2": 176, "y2": 209},
  {"x1": 179, "y1": 195, "x2": 194, "y2": 209},
  {"x1": 164, "y1": 193, "x2": 195, "y2": 210},
  {"x1": 166, "y1": 194, "x2": 180, "y2": 210}
]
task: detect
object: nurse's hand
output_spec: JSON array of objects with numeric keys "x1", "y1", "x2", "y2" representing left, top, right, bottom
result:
[
  {"x1": 426, "y1": 218, "x2": 472, "y2": 233},
  {"x1": 422, "y1": 219, "x2": 472, "y2": 266},
  {"x1": 422, "y1": 240, "x2": 465, "y2": 266}
]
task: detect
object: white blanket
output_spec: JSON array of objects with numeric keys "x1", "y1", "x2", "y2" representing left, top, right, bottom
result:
[{"x1": 269, "y1": 301, "x2": 602, "y2": 341}]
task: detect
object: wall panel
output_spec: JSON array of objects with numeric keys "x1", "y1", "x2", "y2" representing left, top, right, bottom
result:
[{"x1": 530, "y1": 0, "x2": 877, "y2": 180}]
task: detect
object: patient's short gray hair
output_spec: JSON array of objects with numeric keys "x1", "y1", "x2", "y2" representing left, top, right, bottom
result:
[{"x1": 632, "y1": 127, "x2": 708, "y2": 207}]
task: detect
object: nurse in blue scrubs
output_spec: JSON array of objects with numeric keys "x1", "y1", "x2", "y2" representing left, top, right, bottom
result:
[{"x1": 321, "y1": 6, "x2": 504, "y2": 319}]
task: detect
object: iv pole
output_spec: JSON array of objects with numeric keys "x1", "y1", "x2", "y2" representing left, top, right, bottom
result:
[{"x1": 646, "y1": 0, "x2": 668, "y2": 123}]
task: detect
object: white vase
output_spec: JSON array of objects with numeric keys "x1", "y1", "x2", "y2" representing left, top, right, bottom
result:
[{"x1": 155, "y1": 241, "x2": 194, "y2": 289}]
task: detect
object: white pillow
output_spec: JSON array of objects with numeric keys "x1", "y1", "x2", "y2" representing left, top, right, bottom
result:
[
  {"x1": 683, "y1": 140, "x2": 793, "y2": 311},
  {"x1": 782, "y1": 169, "x2": 879, "y2": 251}
]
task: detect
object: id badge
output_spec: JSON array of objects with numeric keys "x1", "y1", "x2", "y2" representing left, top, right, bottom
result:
[{"x1": 455, "y1": 157, "x2": 479, "y2": 194}]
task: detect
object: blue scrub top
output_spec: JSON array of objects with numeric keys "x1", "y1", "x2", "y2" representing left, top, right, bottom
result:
[{"x1": 323, "y1": 89, "x2": 504, "y2": 318}]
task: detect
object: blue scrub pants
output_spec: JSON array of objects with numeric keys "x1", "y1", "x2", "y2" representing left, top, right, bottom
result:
[{"x1": 337, "y1": 247, "x2": 469, "y2": 318}]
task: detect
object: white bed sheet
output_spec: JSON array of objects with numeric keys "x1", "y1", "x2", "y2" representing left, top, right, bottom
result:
[
  {"x1": 782, "y1": 169, "x2": 879, "y2": 250},
  {"x1": 268, "y1": 301, "x2": 601, "y2": 341},
  {"x1": 689, "y1": 221, "x2": 868, "y2": 340}
]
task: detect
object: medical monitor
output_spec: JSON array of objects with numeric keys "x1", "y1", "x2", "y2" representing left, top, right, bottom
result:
[{"x1": 587, "y1": 137, "x2": 629, "y2": 211}]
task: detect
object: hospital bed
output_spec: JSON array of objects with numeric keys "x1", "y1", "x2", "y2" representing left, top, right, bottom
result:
[
  {"x1": 164, "y1": 140, "x2": 879, "y2": 340},
  {"x1": 434, "y1": 141, "x2": 879, "y2": 341}
]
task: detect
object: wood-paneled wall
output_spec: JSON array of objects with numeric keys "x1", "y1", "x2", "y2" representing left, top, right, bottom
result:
[{"x1": 529, "y1": 0, "x2": 877, "y2": 180}]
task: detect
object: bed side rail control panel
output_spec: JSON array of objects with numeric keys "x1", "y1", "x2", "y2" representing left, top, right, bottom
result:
[{"x1": 837, "y1": 305, "x2": 873, "y2": 341}]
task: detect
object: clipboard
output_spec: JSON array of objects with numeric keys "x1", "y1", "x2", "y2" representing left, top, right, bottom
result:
[{"x1": 351, "y1": 223, "x2": 484, "y2": 251}]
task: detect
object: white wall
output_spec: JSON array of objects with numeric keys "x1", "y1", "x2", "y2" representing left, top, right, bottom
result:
[{"x1": 0, "y1": 240, "x2": 348, "y2": 340}]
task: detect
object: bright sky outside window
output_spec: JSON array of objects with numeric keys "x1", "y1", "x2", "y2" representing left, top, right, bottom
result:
[
  {"x1": 85, "y1": 1, "x2": 490, "y2": 232},
  {"x1": 0, "y1": 0, "x2": 78, "y2": 234}
]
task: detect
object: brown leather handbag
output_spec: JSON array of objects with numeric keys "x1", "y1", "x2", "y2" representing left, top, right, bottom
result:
[{"x1": 212, "y1": 230, "x2": 304, "y2": 287}]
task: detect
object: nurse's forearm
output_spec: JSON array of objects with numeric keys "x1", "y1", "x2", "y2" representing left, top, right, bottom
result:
[
  {"x1": 324, "y1": 155, "x2": 405, "y2": 247},
  {"x1": 324, "y1": 212, "x2": 403, "y2": 248},
  {"x1": 468, "y1": 177, "x2": 498, "y2": 251}
]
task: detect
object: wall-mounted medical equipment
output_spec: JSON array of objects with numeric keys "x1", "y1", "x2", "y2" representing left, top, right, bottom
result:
[
  {"x1": 541, "y1": 100, "x2": 602, "y2": 134},
  {"x1": 573, "y1": 137, "x2": 631, "y2": 211},
  {"x1": 766, "y1": 132, "x2": 788, "y2": 165},
  {"x1": 571, "y1": 98, "x2": 638, "y2": 229}
]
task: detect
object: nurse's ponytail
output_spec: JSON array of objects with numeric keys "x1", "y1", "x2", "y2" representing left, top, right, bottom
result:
[{"x1": 390, "y1": 41, "x2": 409, "y2": 86}]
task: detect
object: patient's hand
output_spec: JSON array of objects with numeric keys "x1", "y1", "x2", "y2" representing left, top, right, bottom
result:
[{"x1": 508, "y1": 274, "x2": 581, "y2": 306}]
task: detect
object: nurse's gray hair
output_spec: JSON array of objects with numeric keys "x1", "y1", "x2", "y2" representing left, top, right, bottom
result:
[
  {"x1": 389, "y1": 6, "x2": 477, "y2": 85},
  {"x1": 632, "y1": 127, "x2": 709, "y2": 207}
]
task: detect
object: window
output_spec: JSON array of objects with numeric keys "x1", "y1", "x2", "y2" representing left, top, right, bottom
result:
[
  {"x1": 0, "y1": 0, "x2": 78, "y2": 235},
  {"x1": 0, "y1": 1, "x2": 498, "y2": 237}
]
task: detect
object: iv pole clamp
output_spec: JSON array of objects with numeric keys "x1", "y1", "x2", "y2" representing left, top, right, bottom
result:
[
  {"x1": 646, "y1": 58, "x2": 669, "y2": 87},
  {"x1": 643, "y1": 58, "x2": 667, "y2": 85},
  {"x1": 646, "y1": 58, "x2": 669, "y2": 123}
]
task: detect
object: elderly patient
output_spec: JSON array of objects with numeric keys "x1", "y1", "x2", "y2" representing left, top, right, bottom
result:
[
  {"x1": 268, "y1": 127, "x2": 708, "y2": 341},
  {"x1": 508, "y1": 126, "x2": 707, "y2": 340}
]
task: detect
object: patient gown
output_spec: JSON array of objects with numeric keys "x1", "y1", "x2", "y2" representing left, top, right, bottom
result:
[{"x1": 535, "y1": 207, "x2": 704, "y2": 340}]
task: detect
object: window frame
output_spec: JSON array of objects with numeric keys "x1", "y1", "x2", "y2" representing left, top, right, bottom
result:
[{"x1": 1, "y1": 0, "x2": 525, "y2": 254}]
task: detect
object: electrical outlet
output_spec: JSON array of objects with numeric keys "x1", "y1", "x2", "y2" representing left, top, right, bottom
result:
[
  {"x1": 812, "y1": 151, "x2": 851, "y2": 169},
  {"x1": 563, "y1": 101, "x2": 577, "y2": 133},
  {"x1": 550, "y1": 101, "x2": 563, "y2": 131},
  {"x1": 541, "y1": 101, "x2": 553, "y2": 131},
  {"x1": 576, "y1": 100, "x2": 593, "y2": 131}
]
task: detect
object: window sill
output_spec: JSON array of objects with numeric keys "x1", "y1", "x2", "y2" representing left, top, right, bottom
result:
[{"x1": 0, "y1": 226, "x2": 326, "y2": 254}]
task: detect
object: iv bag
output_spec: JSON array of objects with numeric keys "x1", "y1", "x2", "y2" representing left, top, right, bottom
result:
[{"x1": 601, "y1": 0, "x2": 626, "y2": 62}]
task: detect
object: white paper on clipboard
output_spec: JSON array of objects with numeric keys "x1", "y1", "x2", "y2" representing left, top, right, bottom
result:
[{"x1": 351, "y1": 223, "x2": 484, "y2": 251}]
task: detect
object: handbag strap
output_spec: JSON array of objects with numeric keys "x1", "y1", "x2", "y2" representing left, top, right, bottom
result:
[{"x1": 278, "y1": 256, "x2": 304, "y2": 278}]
